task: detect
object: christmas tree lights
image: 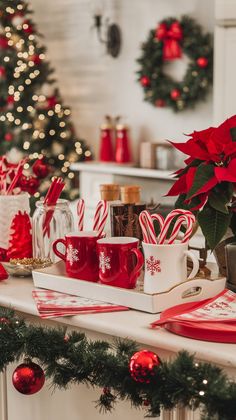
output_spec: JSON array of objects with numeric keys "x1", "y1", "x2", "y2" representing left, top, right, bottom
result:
[{"x1": 0, "y1": 0, "x2": 92, "y2": 200}]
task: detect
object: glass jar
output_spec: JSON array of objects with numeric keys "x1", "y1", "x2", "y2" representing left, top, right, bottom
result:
[{"x1": 32, "y1": 199, "x2": 74, "y2": 262}]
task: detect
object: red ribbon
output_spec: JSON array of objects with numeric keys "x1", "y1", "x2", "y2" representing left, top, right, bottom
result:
[{"x1": 155, "y1": 21, "x2": 183, "y2": 61}]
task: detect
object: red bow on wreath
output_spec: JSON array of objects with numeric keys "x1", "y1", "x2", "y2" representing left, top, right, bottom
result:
[{"x1": 155, "y1": 21, "x2": 183, "y2": 61}]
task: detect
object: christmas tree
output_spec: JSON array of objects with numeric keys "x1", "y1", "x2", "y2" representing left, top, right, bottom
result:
[{"x1": 0, "y1": 0, "x2": 92, "y2": 200}]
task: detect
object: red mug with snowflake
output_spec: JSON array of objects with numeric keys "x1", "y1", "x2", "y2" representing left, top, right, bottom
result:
[
  {"x1": 143, "y1": 241, "x2": 199, "y2": 294},
  {"x1": 97, "y1": 237, "x2": 144, "y2": 289},
  {"x1": 53, "y1": 231, "x2": 103, "y2": 281}
]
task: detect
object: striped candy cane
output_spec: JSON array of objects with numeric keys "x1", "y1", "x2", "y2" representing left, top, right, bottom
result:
[
  {"x1": 167, "y1": 214, "x2": 195, "y2": 244},
  {"x1": 139, "y1": 211, "x2": 157, "y2": 244},
  {"x1": 77, "y1": 199, "x2": 85, "y2": 231},
  {"x1": 159, "y1": 209, "x2": 195, "y2": 244},
  {"x1": 93, "y1": 200, "x2": 108, "y2": 236}
]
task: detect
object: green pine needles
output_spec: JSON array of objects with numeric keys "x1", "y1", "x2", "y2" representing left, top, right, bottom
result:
[{"x1": 0, "y1": 307, "x2": 236, "y2": 419}]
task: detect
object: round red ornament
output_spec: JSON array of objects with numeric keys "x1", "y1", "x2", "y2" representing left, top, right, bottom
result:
[
  {"x1": 155, "y1": 99, "x2": 165, "y2": 108},
  {"x1": 46, "y1": 96, "x2": 57, "y2": 109},
  {"x1": 197, "y1": 57, "x2": 208, "y2": 68},
  {"x1": 0, "y1": 66, "x2": 6, "y2": 78},
  {"x1": 129, "y1": 350, "x2": 161, "y2": 383},
  {"x1": 140, "y1": 76, "x2": 150, "y2": 87},
  {"x1": 32, "y1": 159, "x2": 49, "y2": 179},
  {"x1": 30, "y1": 54, "x2": 41, "y2": 65},
  {"x1": 12, "y1": 361, "x2": 45, "y2": 395},
  {"x1": 170, "y1": 89, "x2": 181, "y2": 100},
  {"x1": 4, "y1": 133, "x2": 13, "y2": 142},
  {"x1": 19, "y1": 175, "x2": 39, "y2": 195},
  {"x1": 7, "y1": 96, "x2": 14, "y2": 108},
  {"x1": 0, "y1": 36, "x2": 8, "y2": 49}
]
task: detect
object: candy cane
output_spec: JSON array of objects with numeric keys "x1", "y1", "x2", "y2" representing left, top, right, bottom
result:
[
  {"x1": 167, "y1": 214, "x2": 194, "y2": 244},
  {"x1": 151, "y1": 213, "x2": 165, "y2": 235},
  {"x1": 93, "y1": 200, "x2": 108, "y2": 236},
  {"x1": 139, "y1": 211, "x2": 157, "y2": 244},
  {"x1": 77, "y1": 199, "x2": 85, "y2": 231},
  {"x1": 159, "y1": 209, "x2": 195, "y2": 244}
]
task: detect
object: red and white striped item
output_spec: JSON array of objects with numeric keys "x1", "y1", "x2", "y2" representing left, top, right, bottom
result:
[
  {"x1": 151, "y1": 290, "x2": 236, "y2": 343},
  {"x1": 93, "y1": 200, "x2": 108, "y2": 236},
  {"x1": 32, "y1": 289, "x2": 129, "y2": 319},
  {"x1": 77, "y1": 198, "x2": 85, "y2": 231},
  {"x1": 158, "y1": 209, "x2": 195, "y2": 245}
]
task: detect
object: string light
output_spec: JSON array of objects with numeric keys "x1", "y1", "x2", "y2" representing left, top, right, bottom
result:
[
  {"x1": 28, "y1": 61, "x2": 34, "y2": 67},
  {"x1": 49, "y1": 130, "x2": 55, "y2": 135},
  {"x1": 32, "y1": 95, "x2": 38, "y2": 101},
  {"x1": 59, "y1": 122, "x2": 65, "y2": 127},
  {"x1": 60, "y1": 132, "x2": 66, "y2": 138},
  {"x1": 61, "y1": 167, "x2": 68, "y2": 173},
  {"x1": 0, "y1": 116, "x2": 6, "y2": 122},
  {"x1": 8, "y1": 40, "x2": 14, "y2": 47},
  {"x1": 75, "y1": 142, "x2": 81, "y2": 147},
  {"x1": 34, "y1": 70, "x2": 40, "y2": 76},
  {"x1": 22, "y1": 123, "x2": 29, "y2": 130},
  {"x1": 203, "y1": 379, "x2": 208, "y2": 385},
  {"x1": 48, "y1": 110, "x2": 54, "y2": 116},
  {"x1": 23, "y1": 142, "x2": 30, "y2": 150},
  {"x1": 4, "y1": 57, "x2": 10, "y2": 62},
  {"x1": 33, "y1": 153, "x2": 39, "y2": 159},
  {"x1": 18, "y1": 85, "x2": 24, "y2": 92},
  {"x1": 64, "y1": 109, "x2": 71, "y2": 115},
  {"x1": 199, "y1": 391, "x2": 205, "y2": 396},
  {"x1": 22, "y1": 23, "x2": 29, "y2": 30},
  {"x1": 34, "y1": 192, "x2": 40, "y2": 198},
  {"x1": 58, "y1": 154, "x2": 65, "y2": 160},
  {"x1": 39, "y1": 114, "x2": 45, "y2": 120},
  {"x1": 6, "y1": 7, "x2": 15, "y2": 14},
  {"x1": 15, "y1": 119, "x2": 21, "y2": 125},
  {"x1": 8, "y1": 86, "x2": 14, "y2": 94},
  {"x1": 85, "y1": 151, "x2": 92, "y2": 157},
  {"x1": 5, "y1": 32, "x2": 11, "y2": 39},
  {"x1": 29, "y1": 35, "x2": 35, "y2": 41},
  {"x1": 5, "y1": 26, "x2": 10, "y2": 32},
  {"x1": 24, "y1": 163, "x2": 30, "y2": 170},
  {"x1": 17, "y1": 4, "x2": 23, "y2": 9},
  {"x1": 39, "y1": 133, "x2": 45, "y2": 139},
  {"x1": 64, "y1": 162, "x2": 70, "y2": 167},
  {"x1": 68, "y1": 172, "x2": 74, "y2": 179},
  {"x1": 17, "y1": 106, "x2": 23, "y2": 112},
  {"x1": 39, "y1": 53, "x2": 45, "y2": 60},
  {"x1": 27, "y1": 106, "x2": 33, "y2": 112}
]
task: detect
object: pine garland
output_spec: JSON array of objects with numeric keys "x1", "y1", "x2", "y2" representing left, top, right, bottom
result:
[
  {"x1": 0, "y1": 307, "x2": 236, "y2": 419},
  {"x1": 137, "y1": 15, "x2": 213, "y2": 112}
]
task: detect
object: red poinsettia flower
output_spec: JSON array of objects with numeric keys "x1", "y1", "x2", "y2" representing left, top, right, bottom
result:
[{"x1": 167, "y1": 115, "x2": 236, "y2": 204}]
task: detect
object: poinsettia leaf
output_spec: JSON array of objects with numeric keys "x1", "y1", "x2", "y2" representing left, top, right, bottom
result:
[
  {"x1": 175, "y1": 194, "x2": 188, "y2": 209},
  {"x1": 198, "y1": 206, "x2": 231, "y2": 250},
  {"x1": 186, "y1": 163, "x2": 215, "y2": 199},
  {"x1": 230, "y1": 127, "x2": 236, "y2": 142},
  {"x1": 208, "y1": 191, "x2": 229, "y2": 214}
]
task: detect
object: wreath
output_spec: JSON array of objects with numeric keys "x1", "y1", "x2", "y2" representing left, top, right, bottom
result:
[{"x1": 137, "y1": 15, "x2": 213, "y2": 112}]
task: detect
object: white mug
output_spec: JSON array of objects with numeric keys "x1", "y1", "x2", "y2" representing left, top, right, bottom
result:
[{"x1": 142, "y1": 241, "x2": 199, "y2": 294}]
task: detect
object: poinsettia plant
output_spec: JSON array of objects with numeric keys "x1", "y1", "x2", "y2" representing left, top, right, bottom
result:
[{"x1": 166, "y1": 115, "x2": 236, "y2": 249}]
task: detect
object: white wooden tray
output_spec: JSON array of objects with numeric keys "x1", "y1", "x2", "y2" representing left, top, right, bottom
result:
[{"x1": 32, "y1": 261, "x2": 226, "y2": 314}]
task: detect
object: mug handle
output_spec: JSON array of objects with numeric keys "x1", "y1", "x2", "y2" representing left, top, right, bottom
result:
[
  {"x1": 53, "y1": 238, "x2": 66, "y2": 261},
  {"x1": 185, "y1": 250, "x2": 199, "y2": 280},
  {"x1": 129, "y1": 248, "x2": 144, "y2": 285}
]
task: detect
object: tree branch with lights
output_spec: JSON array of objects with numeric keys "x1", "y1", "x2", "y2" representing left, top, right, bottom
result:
[
  {"x1": 0, "y1": 308, "x2": 235, "y2": 419},
  {"x1": 0, "y1": 0, "x2": 92, "y2": 201}
]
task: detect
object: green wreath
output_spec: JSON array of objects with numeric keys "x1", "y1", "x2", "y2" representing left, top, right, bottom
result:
[
  {"x1": 137, "y1": 15, "x2": 213, "y2": 112},
  {"x1": 0, "y1": 307, "x2": 236, "y2": 419}
]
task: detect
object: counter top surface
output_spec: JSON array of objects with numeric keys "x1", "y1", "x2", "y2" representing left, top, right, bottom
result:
[{"x1": 0, "y1": 276, "x2": 235, "y2": 369}]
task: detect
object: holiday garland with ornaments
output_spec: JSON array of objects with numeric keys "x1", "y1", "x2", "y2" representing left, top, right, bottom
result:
[
  {"x1": 0, "y1": 308, "x2": 235, "y2": 420},
  {"x1": 0, "y1": 0, "x2": 91, "y2": 202},
  {"x1": 137, "y1": 15, "x2": 213, "y2": 111}
]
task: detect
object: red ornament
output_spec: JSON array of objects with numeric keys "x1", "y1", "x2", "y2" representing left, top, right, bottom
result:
[
  {"x1": 19, "y1": 175, "x2": 39, "y2": 195},
  {"x1": 4, "y1": 133, "x2": 13, "y2": 142},
  {"x1": 0, "y1": 36, "x2": 9, "y2": 49},
  {"x1": 140, "y1": 76, "x2": 150, "y2": 87},
  {"x1": 46, "y1": 96, "x2": 57, "y2": 109},
  {"x1": 12, "y1": 361, "x2": 45, "y2": 395},
  {"x1": 7, "y1": 211, "x2": 32, "y2": 260},
  {"x1": 30, "y1": 54, "x2": 41, "y2": 65},
  {"x1": 155, "y1": 99, "x2": 165, "y2": 108},
  {"x1": 155, "y1": 21, "x2": 183, "y2": 61},
  {"x1": 0, "y1": 66, "x2": 6, "y2": 78},
  {"x1": 197, "y1": 57, "x2": 208, "y2": 68},
  {"x1": 0, "y1": 317, "x2": 10, "y2": 324},
  {"x1": 23, "y1": 20, "x2": 33, "y2": 34},
  {"x1": 129, "y1": 350, "x2": 161, "y2": 383},
  {"x1": 32, "y1": 159, "x2": 49, "y2": 179},
  {"x1": 170, "y1": 89, "x2": 181, "y2": 100},
  {"x1": 7, "y1": 96, "x2": 14, "y2": 109},
  {"x1": 0, "y1": 247, "x2": 8, "y2": 262}
]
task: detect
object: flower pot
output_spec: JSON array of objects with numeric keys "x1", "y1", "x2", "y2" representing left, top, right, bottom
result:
[{"x1": 213, "y1": 232, "x2": 235, "y2": 276}]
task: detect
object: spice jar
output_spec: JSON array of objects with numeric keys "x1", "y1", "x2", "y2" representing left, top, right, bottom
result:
[
  {"x1": 99, "y1": 120, "x2": 114, "y2": 162},
  {"x1": 99, "y1": 184, "x2": 121, "y2": 236},
  {"x1": 115, "y1": 124, "x2": 132, "y2": 163},
  {"x1": 110, "y1": 185, "x2": 146, "y2": 240}
]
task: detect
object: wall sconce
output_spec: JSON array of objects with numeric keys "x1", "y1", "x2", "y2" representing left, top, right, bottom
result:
[{"x1": 91, "y1": 0, "x2": 122, "y2": 58}]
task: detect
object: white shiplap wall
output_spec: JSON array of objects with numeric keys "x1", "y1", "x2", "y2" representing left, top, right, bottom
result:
[{"x1": 30, "y1": 0, "x2": 215, "y2": 161}]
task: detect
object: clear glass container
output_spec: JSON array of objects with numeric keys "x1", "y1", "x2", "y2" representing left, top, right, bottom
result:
[{"x1": 32, "y1": 199, "x2": 74, "y2": 262}]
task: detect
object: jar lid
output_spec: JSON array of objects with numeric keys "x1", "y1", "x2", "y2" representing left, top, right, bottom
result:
[
  {"x1": 100, "y1": 184, "x2": 120, "y2": 191},
  {"x1": 100, "y1": 123, "x2": 113, "y2": 130},
  {"x1": 116, "y1": 124, "x2": 128, "y2": 131},
  {"x1": 120, "y1": 185, "x2": 140, "y2": 192}
]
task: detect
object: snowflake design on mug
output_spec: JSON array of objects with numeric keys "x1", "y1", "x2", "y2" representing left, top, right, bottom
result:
[
  {"x1": 99, "y1": 252, "x2": 111, "y2": 274},
  {"x1": 146, "y1": 256, "x2": 161, "y2": 276},
  {"x1": 66, "y1": 244, "x2": 79, "y2": 266}
]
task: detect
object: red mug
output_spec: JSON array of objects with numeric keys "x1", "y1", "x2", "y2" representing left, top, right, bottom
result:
[
  {"x1": 53, "y1": 231, "x2": 102, "y2": 282},
  {"x1": 97, "y1": 237, "x2": 144, "y2": 289}
]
